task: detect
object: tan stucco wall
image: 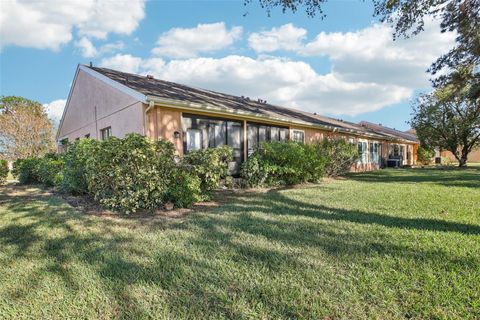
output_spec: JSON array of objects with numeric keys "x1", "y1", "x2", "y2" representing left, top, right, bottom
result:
[
  {"x1": 146, "y1": 106, "x2": 183, "y2": 155},
  {"x1": 150, "y1": 106, "x2": 419, "y2": 170},
  {"x1": 58, "y1": 69, "x2": 144, "y2": 141},
  {"x1": 441, "y1": 148, "x2": 480, "y2": 163}
]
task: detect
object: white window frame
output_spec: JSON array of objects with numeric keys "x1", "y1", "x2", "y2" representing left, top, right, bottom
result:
[
  {"x1": 291, "y1": 129, "x2": 305, "y2": 143},
  {"x1": 357, "y1": 139, "x2": 368, "y2": 164}
]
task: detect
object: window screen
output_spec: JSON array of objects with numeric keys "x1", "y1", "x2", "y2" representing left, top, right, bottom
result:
[
  {"x1": 292, "y1": 130, "x2": 305, "y2": 143},
  {"x1": 186, "y1": 129, "x2": 202, "y2": 151}
]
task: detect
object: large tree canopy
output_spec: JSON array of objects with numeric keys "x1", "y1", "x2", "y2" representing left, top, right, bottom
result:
[
  {"x1": 0, "y1": 96, "x2": 55, "y2": 160},
  {"x1": 246, "y1": 0, "x2": 479, "y2": 82},
  {"x1": 410, "y1": 69, "x2": 480, "y2": 166}
]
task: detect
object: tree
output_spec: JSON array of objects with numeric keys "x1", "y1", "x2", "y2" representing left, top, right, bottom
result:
[
  {"x1": 0, "y1": 96, "x2": 55, "y2": 160},
  {"x1": 411, "y1": 71, "x2": 480, "y2": 167},
  {"x1": 246, "y1": 0, "x2": 479, "y2": 83}
]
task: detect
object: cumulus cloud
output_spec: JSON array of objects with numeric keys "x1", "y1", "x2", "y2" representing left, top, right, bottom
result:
[
  {"x1": 100, "y1": 55, "x2": 411, "y2": 116},
  {"x1": 300, "y1": 20, "x2": 456, "y2": 88},
  {"x1": 152, "y1": 22, "x2": 242, "y2": 58},
  {"x1": 0, "y1": 0, "x2": 145, "y2": 50},
  {"x1": 43, "y1": 99, "x2": 66, "y2": 126},
  {"x1": 248, "y1": 23, "x2": 307, "y2": 53},
  {"x1": 75, "y1": 37, "x2": 97, "y2": 58},
  {"x1": 75, "y1": 39, "x2": 125, "y2": 58},
  {"x1": 99, "y1": 20, "x2": 455, "y2": 116},
  {"x1": 100, "y1": 54, "x2": 143, "y2": 74}
]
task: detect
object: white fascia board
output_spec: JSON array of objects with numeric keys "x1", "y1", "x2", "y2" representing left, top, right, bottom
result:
[{"x1": 79, "y1": 65, "x2": 146, "y2": 102}]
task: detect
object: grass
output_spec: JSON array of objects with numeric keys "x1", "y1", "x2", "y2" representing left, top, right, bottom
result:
[{"x1": 1, "y1": 168, "x2": 479, "y2": 319}]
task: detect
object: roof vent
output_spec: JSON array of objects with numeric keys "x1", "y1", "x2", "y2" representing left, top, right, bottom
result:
[
  {"x1": 89, "y1": 61, "x2": 93, "y2": 67},
  {"x1": 313, "y1": 112, "x2": 317, "y2": 115},
  {"x1": 147, "y1": 74, "x2": 154, "y2": 79}
]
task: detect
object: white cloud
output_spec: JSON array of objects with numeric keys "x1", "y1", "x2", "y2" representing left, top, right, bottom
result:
[
  {"x1": 75, "y1": 37, "x2": 97, "y2": 58},
  {"x1": 101, "y1": 54, "x2": 410, "y2": 116},
  {"x1": 300, "y1": 20, "x2": 456, "y2": 88},
  {"x1": 152, "y1": 22, "x2": 243, "y2": 58},
  {"x1": 0, "y1": 0, "x2": 145, "y2": 51},
  {"x1": 98, "y1": 20, "x2": 455, "y2": 117},
  {"x1": 75, "y1": 39, "x2": 125, "y2": 58},
  {"x1": 248, "y1": 23, "x2": 307, "y2": 53},
  {"x1": 43, "y1": 99, "x2": 66, "y2": 126},
  {"x1": 100, "y1": 54, "x2": 143, "y2": 74}
]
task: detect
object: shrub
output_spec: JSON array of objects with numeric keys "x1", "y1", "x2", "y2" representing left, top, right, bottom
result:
[
  {"x1": 36, "y1": 153, "x2": 64, "y2": 186},
  {"x1": 165, "y1": 168, "x2": 202, "y2": 208},
  {"x1": 183, "y1": 146, "x2": 233, "y2": 196},
  {"x1": 12, "y1": 157, "x2": 42, "y2": 184},
  {"x1": 86, "y1": 134, "x2": 176, "y2": 213},
  {"x1": 313, "y1": 138, "x2": 358, "y2": 177},
  {"x1": 241, "y1": 141, "x2": 325, "y2": 187},
  {"x1": 61, "y1": 138, "x2": 98, "y2": 194},
  {"x1": 0, "y1": 160, "x2": 8, "y2": 184},
  {"x1": 417, "y1": 146, "x2": 435, "y2": 165}
]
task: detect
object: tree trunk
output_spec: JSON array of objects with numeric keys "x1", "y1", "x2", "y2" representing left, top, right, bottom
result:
[{"x1": 458, "y1": 146, "x2": 469, "y2": 167}]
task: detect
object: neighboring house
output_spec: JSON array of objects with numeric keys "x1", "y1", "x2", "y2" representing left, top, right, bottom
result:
[
  {"x1": 56, "y1": 64, "x2": 419, "y2": 172},
  {"x1": 440, "y1": 148, "x2": 480, "y2": 163}
]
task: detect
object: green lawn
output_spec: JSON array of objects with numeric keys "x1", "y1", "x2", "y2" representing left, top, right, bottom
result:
[{"x1": 1, "y1": 168, "x2": 479, "y2": 319}]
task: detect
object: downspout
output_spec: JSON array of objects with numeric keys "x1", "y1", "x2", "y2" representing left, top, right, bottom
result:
[{"x1": 144, "y1": 100, "x2": 155, "y2": 136}]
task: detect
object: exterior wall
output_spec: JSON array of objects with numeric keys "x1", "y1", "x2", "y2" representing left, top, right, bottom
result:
[
  {"x1": 150, "y1": 106, "x2": 420, "y2": 172},
  {"x1": 57, "y1": 69, "x2": 144, "y2": 142},
  {"x1": 146, "y1": 106, "x2": 183, "y2": 155},
  {"x1": 441, "y1": 148, "x2": 480, "y2": 163}
]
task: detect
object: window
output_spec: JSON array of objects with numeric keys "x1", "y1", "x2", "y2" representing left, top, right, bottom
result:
[
  {"x1": 247, "y1": 123, "x2": 289, "y2": 155},
  {"x1": 292, "y1": 130, "x2": 305, "y2": 143},
  {"x1": 370, "y1": 142, "x2": 380, "y2": 164},
  {"x1": 100, "y1": 127, "x2": 112, "y2": 140},
  {"x1": 186, "y1": 129, "x2": 202, "y2": 151},
  {"x1": 183, "y1": 114, "x2": 244, "y2": 174},
  {"x1": 358, "y1": 141, "x2": 368, "y2": 163}
]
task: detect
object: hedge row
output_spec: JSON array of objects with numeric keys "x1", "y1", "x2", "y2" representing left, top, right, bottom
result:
[
  {"x1": 12, "y1": 134, "x2": 358, "y2": 212},
  {"x1": 241, "y1": 139, "x2": 358, "y2": 187},
  {"x1": 13, "y1": 134, "x2": 231, "y2": 213}
]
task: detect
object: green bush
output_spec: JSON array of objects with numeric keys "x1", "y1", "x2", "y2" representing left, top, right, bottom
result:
[
  {"x1": 0, "y1": 160, "x2": 8, "y2": 184},
  {"x1": 241, "y1": 141, "x2": 325, "y2": 187},
  {"x1": 12, "y1": 157, "x2": 42, "y2": 184},
  {"x1": 86, "y1": 134, "x2": 176, "y2": 214},
  {"x1": 61, "y1": 138, "x2": 98, "y2": 194},
  {"x1": 417, "y1": 146, "x2": 435, "y2": 165},
  {"x1": 36, "y1": 153, "x2": 64, "y2": 186},
  {"x1": 165, "y1": 168, "x2": 202, "y2": 208},
  {"x1": 183, "y1": 146, "x2": 233, "y2": 196},
  {"x1": 313, "y1": 138, "x2": 358, "y2": 177}
]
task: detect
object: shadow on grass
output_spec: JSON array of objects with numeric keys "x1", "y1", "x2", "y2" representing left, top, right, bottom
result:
[
  {"x1": 0, "y1": 182, "x2": 479, "y2": 318},
  {"x1": 347, "y1": 167, "x2": 480, "y2": 188}
]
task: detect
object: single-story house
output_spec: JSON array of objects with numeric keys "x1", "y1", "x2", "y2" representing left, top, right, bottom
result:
[{"x1": 56, "y1": 64, "x2": 419, "y2": 172}]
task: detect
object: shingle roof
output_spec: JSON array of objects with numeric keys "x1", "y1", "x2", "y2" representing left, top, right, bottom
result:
[
  {"x1": 359, "y1": 121, "x2": 418, "y2": 142},
  {"x1": 87, "y1": 65, "x2": 417, "y2": 142}
]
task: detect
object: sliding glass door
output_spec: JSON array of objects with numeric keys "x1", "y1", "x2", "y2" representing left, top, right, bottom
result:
[
  {"x1": 247, "y1": 122, "x2": 289, "y2": 156},
  {"x1": 182, "y1": 114, "x2": 244, "y2": 174}
]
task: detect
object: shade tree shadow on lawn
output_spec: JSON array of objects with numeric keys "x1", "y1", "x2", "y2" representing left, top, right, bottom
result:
[{"x1": 347, "y1": 167, "x2": 480, "y2": 188}]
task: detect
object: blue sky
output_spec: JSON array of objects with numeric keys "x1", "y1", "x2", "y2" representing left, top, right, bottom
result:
[{"x1": 0, "y1": 0, "x2": 455, "y2": 130}]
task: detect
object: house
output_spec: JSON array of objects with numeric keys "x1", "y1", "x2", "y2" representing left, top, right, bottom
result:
[
  {"x1": 56, "y1": 64, "x2": 419, "y2": 172},
  {"x1": 440, "y1": 148, "x2": 480, "y2": 163}
]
